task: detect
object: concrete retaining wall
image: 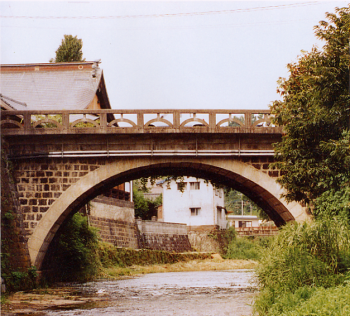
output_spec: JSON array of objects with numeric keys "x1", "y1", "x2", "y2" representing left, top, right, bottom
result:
[
  {"x1": 88, "y1": 196, "x2": 139, "y2": 248},
  {"x1": 136, "y1": 219, "x2": 192, "y2": 252},
  {"x1": 87, "y1": 200, "x2": 192, "y2": 252}
]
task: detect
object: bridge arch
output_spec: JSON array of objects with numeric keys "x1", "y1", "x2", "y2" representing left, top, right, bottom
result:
[{"x1": 28, "y1": 157, "x2": 308, "y2": 268}]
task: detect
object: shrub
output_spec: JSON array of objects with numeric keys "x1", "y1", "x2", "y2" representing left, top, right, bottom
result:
[
  {"x1": 254, "y1": 218, "x2": 350, "y2": 315},
  {"x1": 42, "y1": 213, "x2": 101, "y2": 282},
  {"x1": 224, "y1": 236, "x2": 272, "y2": 260}
]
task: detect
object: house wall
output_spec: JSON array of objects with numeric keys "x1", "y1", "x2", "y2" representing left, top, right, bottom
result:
[
  {"x1": 162, "y1": 177, "x2": 226, "y2": 229},
  {"x1": 87, "y1": 94, "x2": 100, "y2": 110},
  {"x1": 227, "y1": 215, "x2": 260, "y2": 229}
]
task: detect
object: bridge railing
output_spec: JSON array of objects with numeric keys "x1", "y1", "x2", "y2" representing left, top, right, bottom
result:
[{"x1": 1, "y1": 109, "x2": 282, "y2": 135}]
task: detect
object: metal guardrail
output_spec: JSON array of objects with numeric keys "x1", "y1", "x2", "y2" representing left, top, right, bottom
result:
[{"x1": 1, "y1": 109, "x2": 282, "y2": 135}]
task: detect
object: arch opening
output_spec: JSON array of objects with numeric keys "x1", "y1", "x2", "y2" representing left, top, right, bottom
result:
[{"x1": 29, "y1": 159, "x2": 305, "y2": 269}]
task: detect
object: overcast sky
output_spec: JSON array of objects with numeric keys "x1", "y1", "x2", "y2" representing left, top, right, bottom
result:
[{"x1": 1, "y1": 1, "x2": 348, "y2": 110}]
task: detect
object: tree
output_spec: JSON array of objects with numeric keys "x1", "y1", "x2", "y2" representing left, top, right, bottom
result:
[
  {"x1": 224, "y1": 188, "x2": 269, "y2": 220},
  {"x1": 270, "y1": 5, "x2": 350, "y2": 207},
  {"x1": 50, "y1": 35, "x2": 85, "y2": 62}
]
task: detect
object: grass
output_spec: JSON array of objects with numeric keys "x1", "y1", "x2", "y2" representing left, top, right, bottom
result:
[
  {"x1": 253, "y1": 218, "x2": 350, "y2": 315},
  {"x1": 224, "y1": 236, "x2": 273, "y2": 261},
  {"x1": 100, "y1": 258, "x2": 258, "y2": 278}
]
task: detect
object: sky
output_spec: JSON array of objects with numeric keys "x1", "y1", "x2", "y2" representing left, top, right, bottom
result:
[{"x1": 0, "y1": 1, "x2": 348, "y2": 110}]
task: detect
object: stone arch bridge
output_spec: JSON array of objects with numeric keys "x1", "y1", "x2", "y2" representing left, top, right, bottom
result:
[{"x1": 1, "y1": 109, "x2": 308, "y2": 269}]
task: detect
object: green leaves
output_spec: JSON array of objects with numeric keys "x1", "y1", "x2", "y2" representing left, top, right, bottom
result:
[
  {"x1": 270, "y1": 5, "x2": 350, "y2": 206},
  {"x1": 52, "y1": 35, "x2": 85, "y2": 63}
]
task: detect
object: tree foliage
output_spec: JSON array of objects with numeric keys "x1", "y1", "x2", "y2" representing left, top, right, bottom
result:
[
  {"x1": 270, "y1": 5, "x2": 350, "y2": 206},
  {"x1": 133, "y1": 181, "x2": 163, "y2": 220},
  {"x1": 224, "y1": 188, "x2": 269, "y2": 220},
  {"x1": 51, "y1": 34, "x2": 85, "y2": 62}
]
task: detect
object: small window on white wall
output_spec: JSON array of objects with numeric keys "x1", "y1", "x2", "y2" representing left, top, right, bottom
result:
[
  {"x1": 190, "y1": 207, "x2": 200, "y2": 216},
  {"x1": 190, "y1": 182, "x2": 200, "y2": 190},
  {"x1": 177, "y1": 182, "x2": 187, "y2": 191}
]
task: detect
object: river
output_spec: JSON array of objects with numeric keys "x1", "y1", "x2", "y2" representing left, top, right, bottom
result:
[{"x1": 46, "y1": 270, "x2": 257, "y2": 316}]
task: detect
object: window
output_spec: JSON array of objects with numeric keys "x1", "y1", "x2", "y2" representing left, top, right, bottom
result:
[
  {"x1": 217, "y1": 209, "x2": 221, "y2": 221},
  {"x1": 190, "y1": 182, "x2": 200, "y2": 190},
  {"x1": 177, "y1": 182, "x2": 187, "y2": 191},
  {"x1": 239, "y1": 221, "x2": 252, "y2": 228},
  {"x1": 190, "y1": 207, "x2": 200, "y2": 216},
  {"x1": 239, "y1": 221, "x2": 246, "y2": 228}
]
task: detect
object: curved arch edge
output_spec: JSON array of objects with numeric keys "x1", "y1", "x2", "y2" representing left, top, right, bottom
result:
[{"x1": 28, "y1": 158, "x2": 309, "y2": 267}]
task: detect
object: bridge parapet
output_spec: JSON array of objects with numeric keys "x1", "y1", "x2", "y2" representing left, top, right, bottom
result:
[{"x1": 1, "y1": 109, "x2": 282, "y2": 135}]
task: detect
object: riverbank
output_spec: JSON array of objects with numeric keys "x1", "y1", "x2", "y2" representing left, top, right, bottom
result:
[
  {"x1": 101, "y1": 255, "x2": 258, "y2": 278},
  {"x1": 1, "y1": 258, "x2": 258, "y2": 315}
]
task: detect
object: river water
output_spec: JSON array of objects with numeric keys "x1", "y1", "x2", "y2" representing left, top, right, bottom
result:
[{"x1": 46, "y1": 270, "x2": 257, "y2": 316}]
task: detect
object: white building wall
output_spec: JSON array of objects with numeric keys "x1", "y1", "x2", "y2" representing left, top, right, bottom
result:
[
  {"x1": 162, "y1": 177, "x2": 226, "y2": 229},
  {"x1": 227, "y1": 215, "x2": 260, "y2": 228}
]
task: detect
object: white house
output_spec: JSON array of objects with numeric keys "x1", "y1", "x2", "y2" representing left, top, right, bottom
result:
[
  {"x1": 159, "y1": 177, "x2": 227, "y2": 230},
  {"x1": 226, "y1": 215, "x2": 260, "y2": 229}
]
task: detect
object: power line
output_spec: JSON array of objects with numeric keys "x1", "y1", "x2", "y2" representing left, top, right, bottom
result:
[
  {"x1": 0, "y1": 18, "x2": 320, "y2": 31},
  {"x1": 0, "y1": 2, "x2": 320, "y2": 20}
]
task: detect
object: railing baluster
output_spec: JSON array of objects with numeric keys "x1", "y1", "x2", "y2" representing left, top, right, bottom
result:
[
  {"x1": 173, "y1": 111, "x2": 180, "y2": 128},
  {"x1": 100, "y1": 112, "x2": 107, "y2": 132},
  {"x1": 244, "y1": 111, "x2": 252, "y2": 127},
  {"x1": 137, "y1": 113, "x2": 144, "y2": 128},
  {"x1": 62, "y1": 113, "x2": 69, "y2": 132},
  {"x1": 209, "y1": 112, "x2": 216, "y2": 130},
  {"x1": 23, "y1": 113, "x2": 31, "y2": 133}
]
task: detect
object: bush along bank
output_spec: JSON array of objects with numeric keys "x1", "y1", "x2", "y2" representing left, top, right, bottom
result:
[
  {"x1": 253, "y1": 218, "x2": 350, "y2": 316},
  {"x1": 224, "y1": 234, "x2": 273, "y2": 261}
]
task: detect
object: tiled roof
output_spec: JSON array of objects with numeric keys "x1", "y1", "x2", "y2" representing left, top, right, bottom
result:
[
  {"x1": 0, "y1": 61, "x2": 110, "y2": 110},
  {"x1": 0, "y1": 94, "x2": 28, "y2": 110}
]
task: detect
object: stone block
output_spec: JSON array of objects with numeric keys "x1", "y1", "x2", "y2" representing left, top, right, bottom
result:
[
  {"x1": 43, "y1": 192, "x2": 52, "y2": 198},
  {"x1": 20, "y1": 199, "x2": 28, "y2": 205},
  {"x1": 29, "y1": 199, "x2": 37, "y2": 205}
]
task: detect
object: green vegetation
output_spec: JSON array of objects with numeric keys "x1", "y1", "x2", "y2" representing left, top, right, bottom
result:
[
  {"x1": 270, "y1": 5, "x2": 350, "y2": 208},
  {"x1": 133, "y1": 180, "x2": 162, "y2": 220},
  {"x1": 254, "y1": 7, "x2": 350, "y2": 314},
  {"x1": 98, "y1": 243, "x2": 211, "y2": 269},
  {"x1": 42, "y1": 213, "x2": 100, "y2": 283},
  {"x1": 50, "y1": 34, "x2": 85, "y2": 63},
  {"x1": 224, "y1": 235, "x2": 272, "y2": 261},
  {"x1": 254, "y1": 219, "x2": 350, "y2": 315},
  {"x1": 261, "y1": 284, "x2": 350, "y2": 316},
  {"x1": 225, "y1": 188, "x2": 269, "y2": 220}
]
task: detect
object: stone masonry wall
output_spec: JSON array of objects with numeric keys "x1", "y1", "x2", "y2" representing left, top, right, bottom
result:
[
  {"x1": 89, "y1": 216, "x2": 139, "y2": 248},
  {"x1": 12, "y1": 157, "x2": 104, "y2": 237},
  {"x1": 1, "y1": 139, "x2": 31, "y2": 271},
  {"x1": 241, "y1": 156, "x2": 280, "y2": 178}
]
